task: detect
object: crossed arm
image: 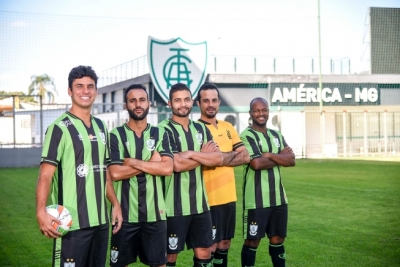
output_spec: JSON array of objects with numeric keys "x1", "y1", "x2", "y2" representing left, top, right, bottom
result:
[
  {"x1": 173, "y1": 140, "x2": 224, "y2": 172},
  {"x1": 109, "y1": 151, "x2": 173, "y2": 181},
  {"x1": 250, "y1": 146, "x2": 296, "y2": 170},
  {"x1": 221, "y1": 145, "x2": 250, "y2": 167}
]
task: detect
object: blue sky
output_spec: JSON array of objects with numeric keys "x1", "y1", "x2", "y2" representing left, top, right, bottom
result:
[{"x1": 1, "y1": 0, "x2": 399, "y2": 101}]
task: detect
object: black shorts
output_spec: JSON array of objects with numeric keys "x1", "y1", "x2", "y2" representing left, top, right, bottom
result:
[
  {"x1": 210, "y1": 201, "x2": 236, "y2": 243},
  {"x1": 243, "y1": 204, "x2": 288, "y2": 240},
  {"x1": 53, "y1": 223, "x2": 109, "y2": 267},
  {"x1": 110, "y1": 221, "x2": 167, "y2": 267},
  {"x1": 167, "y1": 211, "x2": 213, "y2": 254}
]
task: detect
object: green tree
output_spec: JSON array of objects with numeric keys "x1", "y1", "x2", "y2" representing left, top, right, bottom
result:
[{"x1": 28, "y1": 74, "x2": 57, "y2": 103}]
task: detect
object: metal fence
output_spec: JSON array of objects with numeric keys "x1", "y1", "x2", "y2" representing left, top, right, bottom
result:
[
  {"x1": 1, "y1": 97, "x2": 399, "y2": 159},
  {"x1": 98, "y1": 55, "x2": 351, "y2": 87}
]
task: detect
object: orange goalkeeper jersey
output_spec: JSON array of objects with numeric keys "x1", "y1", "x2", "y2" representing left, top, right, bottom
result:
[{"x1": 199, "y1": 119, "x2": 244, "y2": 206}]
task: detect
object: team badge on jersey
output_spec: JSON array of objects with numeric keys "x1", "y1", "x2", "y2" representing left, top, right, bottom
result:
[
  {"x1": 273, "y1": 138, "x2": 281, "y2": 147},
  {"x1": 212, "y1": 226, "x2": 217, "y2": 240},
  {"x1": 146, "y1": 138, "x2": 155, "y2": 151},
  {"x1": 168, "y1": 235, "x2": 178, "y2": 250},
  {"x1": 196, "y1": 133, "x2": 203, "y2": 145},
  {"x1": 226, "y1": 129, "x2": 232, "y2": 139},
  {"x1": 78, "y1": 134, "x2": 83, "y2": 141},
  {"x1": 178, "y1": 136, "x2": 182, "y2": 143},
  {"x1": 76, "y1": 164, "x2": 89, "y2": 178},
  {"x1": 249, "y1": 222, "x2": 258, "y2": 236},
  {"x1": 99, "y1": 132, "x2": 106, "y2": 144},
  {"x1": 64, "y1": 259, "x2": 75, "y2": 267},
  {"x1": 110, "y1": 247, "x2": 119, "y2": 263}
]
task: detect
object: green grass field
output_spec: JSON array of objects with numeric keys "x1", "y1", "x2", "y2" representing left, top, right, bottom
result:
[{"x1": 0, "y1": 159, "x2": 399, "y2": 266}]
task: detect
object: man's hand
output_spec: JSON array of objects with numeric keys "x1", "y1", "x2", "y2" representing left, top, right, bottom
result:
[
  {"x1": 111, "y1": 204, "x2": 122, "y2": 234},
  {"x1": 178, "y1": 141, "x2": 219, "y2": 160},
  {"x1": 201, "y1": 140, "x2": 219, "y2": 153},
  {"x1": 179, "y1": 151, "x2": 192, "y2": 159},
  {"x1": 37, "y1": 210, "x2": 62, "y2": 239},
  {"x1": 280, "y1": 146, "x2": 293, "y2": 154},
  {"x1": 149, "y1": 151, "x2": 161, "y2": 162},
  {"x1": 122, "y1": 158, "x2": 133, "y2": 166}
]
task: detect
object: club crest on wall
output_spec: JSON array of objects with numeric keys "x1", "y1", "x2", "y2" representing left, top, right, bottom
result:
[{"x1": 148, "y1": 36, "x2": 207, "y2": 103}]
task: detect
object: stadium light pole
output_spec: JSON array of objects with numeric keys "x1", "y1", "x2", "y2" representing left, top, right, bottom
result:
[{"x1": 318, "y1": 0, "x2": 325, "y2": 156}]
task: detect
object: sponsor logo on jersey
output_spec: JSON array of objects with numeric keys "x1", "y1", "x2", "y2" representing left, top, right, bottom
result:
[
  {"x1": 76, "y1": 164, "x2": 89, "y2": 177},
  {"x1": 76, "y1": 164, "x2": 106, "y2": 177},
  {"x1": 92, "y1": 165, "x2": 107, "y2": 172},
  {"x1": 88, "y1": 134, "x2": 97, "y2": 142},
  {"x1": 59, "y1": 119, "x2": 74, "y2": 127}
]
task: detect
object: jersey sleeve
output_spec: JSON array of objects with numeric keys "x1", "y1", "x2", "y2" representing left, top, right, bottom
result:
[
  {"x1": 109, "y1": 131, "x2": 124, "y2": 166},
  {"x1": 282, "y1": 135, "x2": 289, "y2": 147},
  {"x1": 158, "y1": 130, "x2": 174, "y2": 159},
  {"x1": 205, "y1": 126, "x2": 213, "y2": 142},
  {"x1": 40, "y1": 124, "x2": 64, "y2": 166},
  {"x1": 228, "y1": 123, "x2": 244, "y2": 150},
  {"x1": 104, "y1": 126, "x2": 111, "y2": 165},
  {"x1": 240, "y1": 132, "x2": 262, "y2": 160},
  {"x1": 165, "y1": 127, "x2": 179, "y2": 154}
]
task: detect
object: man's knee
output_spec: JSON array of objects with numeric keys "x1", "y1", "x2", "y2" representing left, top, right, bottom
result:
[
  {"x1": 244, "y1": 239, "x2": 261, "y2": 248},
  {"x1": 269, "y1": 236, "x2": 285, "y2": 244},
  {"x1": 217, "y1": 239, "x2": 231, "y2": 250}
]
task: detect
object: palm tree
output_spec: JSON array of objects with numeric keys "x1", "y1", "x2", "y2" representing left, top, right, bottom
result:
[{"x1": 28, "y1": 74, "x2": 57, "y2": 103}]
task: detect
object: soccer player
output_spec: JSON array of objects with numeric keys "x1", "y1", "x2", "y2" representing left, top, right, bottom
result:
[
  {"x1": 240, "y1": 97, "x2": 295, "y2": 267},
  {"x1": 36, "y1": 65, "x2": 122, "y2": 267},
  {"x1": 196, "y1": 83, "x2": 250, "y2": 267},
  {"x1": 158, "y1": 83, "x2": 223, "y2": 267},
  {"x1": 108, "y1": 84, "x2": 173, "y2": 267}
]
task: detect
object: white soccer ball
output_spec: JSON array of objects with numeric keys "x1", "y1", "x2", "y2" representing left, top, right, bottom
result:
[{"x1": 46, "y1": 204, "x2": 73, "y2": 236}]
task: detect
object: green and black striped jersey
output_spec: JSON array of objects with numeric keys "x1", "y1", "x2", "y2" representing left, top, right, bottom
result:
[
  {"x1": 158, "y1": 118, "x2": 212, "y2": 217},
  {"x1": 109, "y1": 123, "x2": 173, "y2": 222},
  {"x1": 41, "y1": 112, "x2": 110, "y2": 231},
  {"x1": 240, "y1": 127, "x2": 288, "y2": 210}
]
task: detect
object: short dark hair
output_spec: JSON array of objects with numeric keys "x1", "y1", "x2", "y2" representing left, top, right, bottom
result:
[
  {"x1": 169, "y1": 83, "x2": 191, "y2": 101},
  {"x1": 68, "y1": 65, "x2": 98, "y2": 89},
  {"x1": 124, "y1": 84, "x2": 148, "y2": 103},
  {"x1": 250, "y1": 97, "x2": 269, "y2": 111},
  {"x1": 196, "y1": 83, "x2": 220, "y2": 102}
]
